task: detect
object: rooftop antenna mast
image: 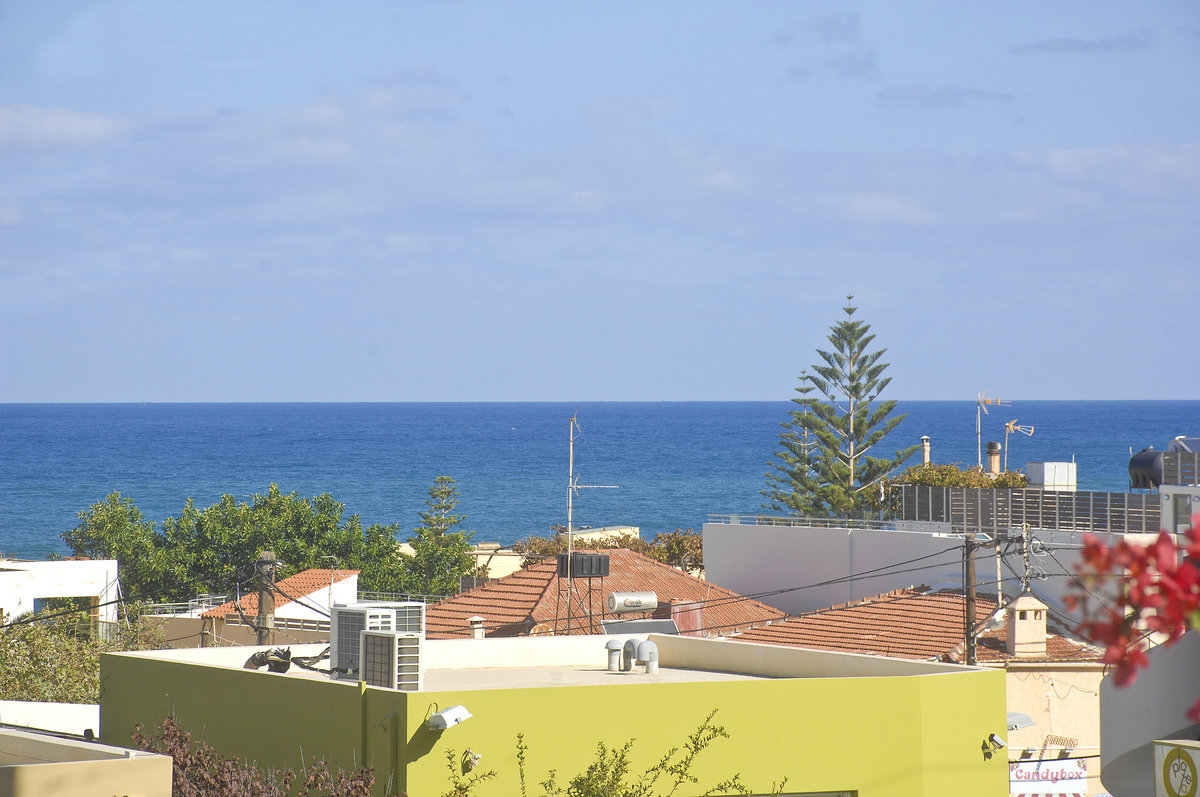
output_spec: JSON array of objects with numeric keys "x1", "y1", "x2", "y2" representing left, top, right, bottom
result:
[
  {"x1": 1003, "y1": 420, "x2": 1035, "y2": 472},
  {"x1": 565, "y1": 413, "x2": 618, "y2": 629},
  {"x1": 976, "y1": 391, "x2": 1012, "y2": 468}
]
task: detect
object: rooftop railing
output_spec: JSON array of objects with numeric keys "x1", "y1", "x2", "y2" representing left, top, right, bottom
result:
[
  {"x1": 705, "y1": 514, "x2": 956, "y2": 535},
  {"x1": 1163, "y1": 451, "x2": 1200, "y2": 486},
  {"x1": 357, "y1": 590, "x2": 448, "y2": 604},
  {"x1": 142, "y1": 594, "x2": 230, "y2": 616},
  {"x1": 708, "y1": 485, "x2": 1163, "y2": 538},
  {"x1": 890, "y1": 485, "x2": 1161, "y2": 536}
]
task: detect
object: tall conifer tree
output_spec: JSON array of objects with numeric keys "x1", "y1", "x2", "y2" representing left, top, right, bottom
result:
[{"x1": 763, "y1": 297, "x2": 917, "y2": 517}]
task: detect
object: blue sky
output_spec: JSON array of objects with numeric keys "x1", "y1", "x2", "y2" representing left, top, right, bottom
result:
[{"x1": 1, "y1": 1, "x2": 1197, "y2": 401}]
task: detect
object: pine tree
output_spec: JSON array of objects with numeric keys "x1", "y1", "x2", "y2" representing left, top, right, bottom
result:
[
  {"x1": 763, "y1": 296, "x2": 917, "y2": 518},
  {"x1": 413, "y1": 476, "x2": 468, "y2": 540},
  {"x1": 402, "y1": 476, "x2": 477, "y2": 596}
]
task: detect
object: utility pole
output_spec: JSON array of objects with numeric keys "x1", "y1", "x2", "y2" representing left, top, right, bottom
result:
[
  {"x1": 964, "y1": 533, "x2": 977, "y2": 666},
  {"x1": 255, "y1": 551, "x2": 277, "y2": 646}
]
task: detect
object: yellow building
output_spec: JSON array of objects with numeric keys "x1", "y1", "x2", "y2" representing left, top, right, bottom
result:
[{"x1": 101, "y1": 634, "x2": 1009, "y2": 796}]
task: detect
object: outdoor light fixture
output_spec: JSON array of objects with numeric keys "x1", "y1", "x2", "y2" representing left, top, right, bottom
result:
[{"x1": 427, "y1": 705, "x2": 473, "y2": 731}]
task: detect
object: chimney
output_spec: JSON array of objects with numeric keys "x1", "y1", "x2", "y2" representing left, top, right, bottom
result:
[
  {"x1": 986, "y1": 441, "x2": 1002, "y2": 476},
  {"x1": 652, "y1": 599, "x2": 704, "y2": 636},
  {"x1": 921, "y1": 436, "x2": 931, "y2": 466},
  {"x1": 468, "y1": 616, "x2": 485, "y2": 640},
  {"x1": 1005, "y1": 593, "x2": 1047, "y2": 657}
]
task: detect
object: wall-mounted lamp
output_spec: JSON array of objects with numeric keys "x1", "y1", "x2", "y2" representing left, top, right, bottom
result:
[{"x1": 427, "y1": 705, "x2": 473, "y2": 731}]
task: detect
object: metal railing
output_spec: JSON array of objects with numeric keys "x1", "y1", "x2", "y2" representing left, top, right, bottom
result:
[
  {"x1": 1164, "y1": 451, "x2": 1200, "y2": 486},
  {"x1": 709, "y1": 485, "x2": 1163, "y2": 538},
  {"x1": 357, "y1": 591, "x2": 448, "y2": 604},
  {"x1": 225, "y1": 616, "x2": 330, "y2": 632},
  {"x1": 890, "y1": 485, "x2": 1161, "y2": 536},
  {"x1": 142, "y1": 594, "x2": 230, "y2": 616},
  {"x1": 705, "y1": 514, "x2": 955, "y2": 535}
]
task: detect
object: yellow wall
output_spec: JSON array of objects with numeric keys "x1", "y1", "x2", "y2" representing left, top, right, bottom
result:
[
  {"x1": 101, "y1": 655, "x2": 367, "y2": 774},
  {"x1": 103, "y1": 653, "x2": 1007, "y2": 796}
]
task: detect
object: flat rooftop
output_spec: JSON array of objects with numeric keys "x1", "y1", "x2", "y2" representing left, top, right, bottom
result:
[
  {"x1": 425, "y1": 664, "x2": 770, "y2": 691},
  {"x1": 109, "y1": 633, "x2": 975, "y2": 692}
]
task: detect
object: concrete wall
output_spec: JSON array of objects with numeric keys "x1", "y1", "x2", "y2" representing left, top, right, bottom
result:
[
  {"x1": 101, "y1": 638, "x2": 1009, "y2": 797},
  {"x1": 0, "y1": 701, "x2": 99, "y2": 737},
  {"x1": 0, "y1": 559, "x2": 119, "y2": 628},
  {"x1": 141, "y1": 614, "x2": 331, "y2": 648},
  {"x1": 703, "y1": 521, "x2": 1098, "y2": 616},
  {"x1": 1098, "y1": 632, "x2": 1200, "y2": 797},
  {"x1": 1004, "y1": 665, "x2": 1106, "y2": 796},
  {"x1": 0, "y1": 728, "x2": 171, "y2": 797}
]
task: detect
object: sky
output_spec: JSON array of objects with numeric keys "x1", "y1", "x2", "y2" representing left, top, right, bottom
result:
[{"x1": 1, "y1": 1, "x2": 1197, "y2": 402}]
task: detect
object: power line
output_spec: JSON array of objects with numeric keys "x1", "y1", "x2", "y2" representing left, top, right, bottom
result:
[
  {"x1": 437, "y1": 544, "x2": 977, "y2": 638},
  {"x1": 272, "y1": 582, "x2": 332, "y2": 619}
]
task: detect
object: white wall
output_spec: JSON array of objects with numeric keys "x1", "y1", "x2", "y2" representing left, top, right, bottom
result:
[
  {"x1": 702, "y1": 521, "x2": 1095, "y2": 616},
  {"x1": 1098, "y1": 632, "x2": 1200, "y2": 797},
  {"x1": 0, "y1": 560, "x2": 120, "y2": 628},
  {"x1": 277, "y1": 575, "x2": 358, "y2": 621},
  {"x1": 0, "y1": 701, "x2": 100, "y2": 738}
]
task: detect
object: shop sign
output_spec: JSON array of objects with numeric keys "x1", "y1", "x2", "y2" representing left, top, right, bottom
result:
[{"x1": 1009, "y1": 759, "x2": 1088, "y2": 795}]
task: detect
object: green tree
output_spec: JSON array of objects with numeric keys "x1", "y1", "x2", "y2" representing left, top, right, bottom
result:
[
  {"x1": 399, "y1": 476, "x2": 478, "y2": 596},
  {"x1": 763, "y1": 296, "x2": 917, "y2": 517},
  {"x1": 62, "y1": 486, "x2": 407, "y2": 602},
  {"x1": 889, "y1": 462, "x2": 1028, "y2": 489},
  {"x1": 0, "y1": 608, "x2": 163, "y2": 703}
]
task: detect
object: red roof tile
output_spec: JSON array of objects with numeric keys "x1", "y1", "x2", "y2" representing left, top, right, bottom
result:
[
  {"x1": 425, "y1": 549, "x2": 785, "y2": 639},
  {"x1": 201, "y1": 569, "x2": 359, "y2": 618},
  {"x1": 728, "y1": 588, "x2": 1104, "y2": 664}
]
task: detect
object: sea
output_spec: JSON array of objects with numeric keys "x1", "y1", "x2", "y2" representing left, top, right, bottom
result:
[{"x1": 1, "y1": 401, "x2": 1197, "y2": 560}]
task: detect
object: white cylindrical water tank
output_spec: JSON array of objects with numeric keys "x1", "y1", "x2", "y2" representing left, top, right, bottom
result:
[{"x1": 607, "y1": 591, "x2": 658, "y2": 614}]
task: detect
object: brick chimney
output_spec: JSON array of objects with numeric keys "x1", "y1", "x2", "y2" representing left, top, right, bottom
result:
[
  {"x1": 1005, "y1": 592, "x2": 1048, "y2": 657},
  {"x1": 652, "y1": 599, "x2": 704, "y2": 636}
]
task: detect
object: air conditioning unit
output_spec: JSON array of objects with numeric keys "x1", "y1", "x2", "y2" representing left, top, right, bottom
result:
[
  {"x1": 330, "y1": 605, "x2": 397, "y2": 681},
  {"x1": 360, "y1": 631, "x2": 423, "y2": 691},
  {"x1": 330, "y1": 602, "x2": 426, "y2": 681}
]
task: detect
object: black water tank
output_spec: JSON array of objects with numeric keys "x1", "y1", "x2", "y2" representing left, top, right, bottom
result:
[
  {"x1": 556, "y1": 552, "x2": 610, "y2": 578},
  {"x1": 1128, "y1": 447, "x2": 1162, "y2": 489}
]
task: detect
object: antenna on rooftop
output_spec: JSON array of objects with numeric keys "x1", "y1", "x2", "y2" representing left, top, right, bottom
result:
[
  {"x1": 1002, "y1": 420, "x2": 1034, "y2": 472},
  {"x1": 564, "y1": 413, "x2": 618, "y2": 633},
  {"x1": 976, "y1": 391, "x2": 1012, "y2": 468}
]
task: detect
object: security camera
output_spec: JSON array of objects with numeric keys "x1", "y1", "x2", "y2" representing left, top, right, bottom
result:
[
  {"x1": 988, "y1": 733, "x2": 1006, "y2": 750},
  {"x1": 427, "y1": 705, "x2": 473, "y2": 731}
]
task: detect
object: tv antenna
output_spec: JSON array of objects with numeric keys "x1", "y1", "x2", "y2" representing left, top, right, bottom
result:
[
  {"x1": 567, "y1": 413, "x2": 619, "y2": 545},
  {"x1": 976, "y1": 391, "x2": 1012, "y2": 468},
  {"x1": 564, "y1": 413, "x2": 618, "y2": 632},
  {"x1": 1003, "y1": 419, "x2": 1035, "y2": 472}
]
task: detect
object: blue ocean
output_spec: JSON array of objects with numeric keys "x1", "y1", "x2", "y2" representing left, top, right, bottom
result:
[{"x1": 1, "y1": 401, "x2": 1197, "y2": 560}]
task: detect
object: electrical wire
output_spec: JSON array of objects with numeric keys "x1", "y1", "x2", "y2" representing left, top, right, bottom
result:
[
  {"x1": 272, "y1": 581, "x2": 332, "y2": 618},
  {"x1": 438, "y1": 547, "x2": 1003, "y2": 638},
  {"x1": 0, "y1": 595, "x2": 130, "y2": 630}
]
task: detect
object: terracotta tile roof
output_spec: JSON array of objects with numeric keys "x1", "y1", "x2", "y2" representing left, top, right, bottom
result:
[
  {"x1": 425, "y1": 549, "x2": 785, "y2": 639},
  {"x1": 201, "y1": 569, "x2": 359, "y2": 619},
  {"x1": 727, "y1": 587, "x2": 1104, "y2": 665}
]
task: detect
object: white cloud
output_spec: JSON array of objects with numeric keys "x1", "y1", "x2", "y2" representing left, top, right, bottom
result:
[
  {"x1": 797, "y1": 191, "x2": 940, "y2": 226},
  {"x1": 0, "y1": 105, "x2": 127, "y2": 148}
]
